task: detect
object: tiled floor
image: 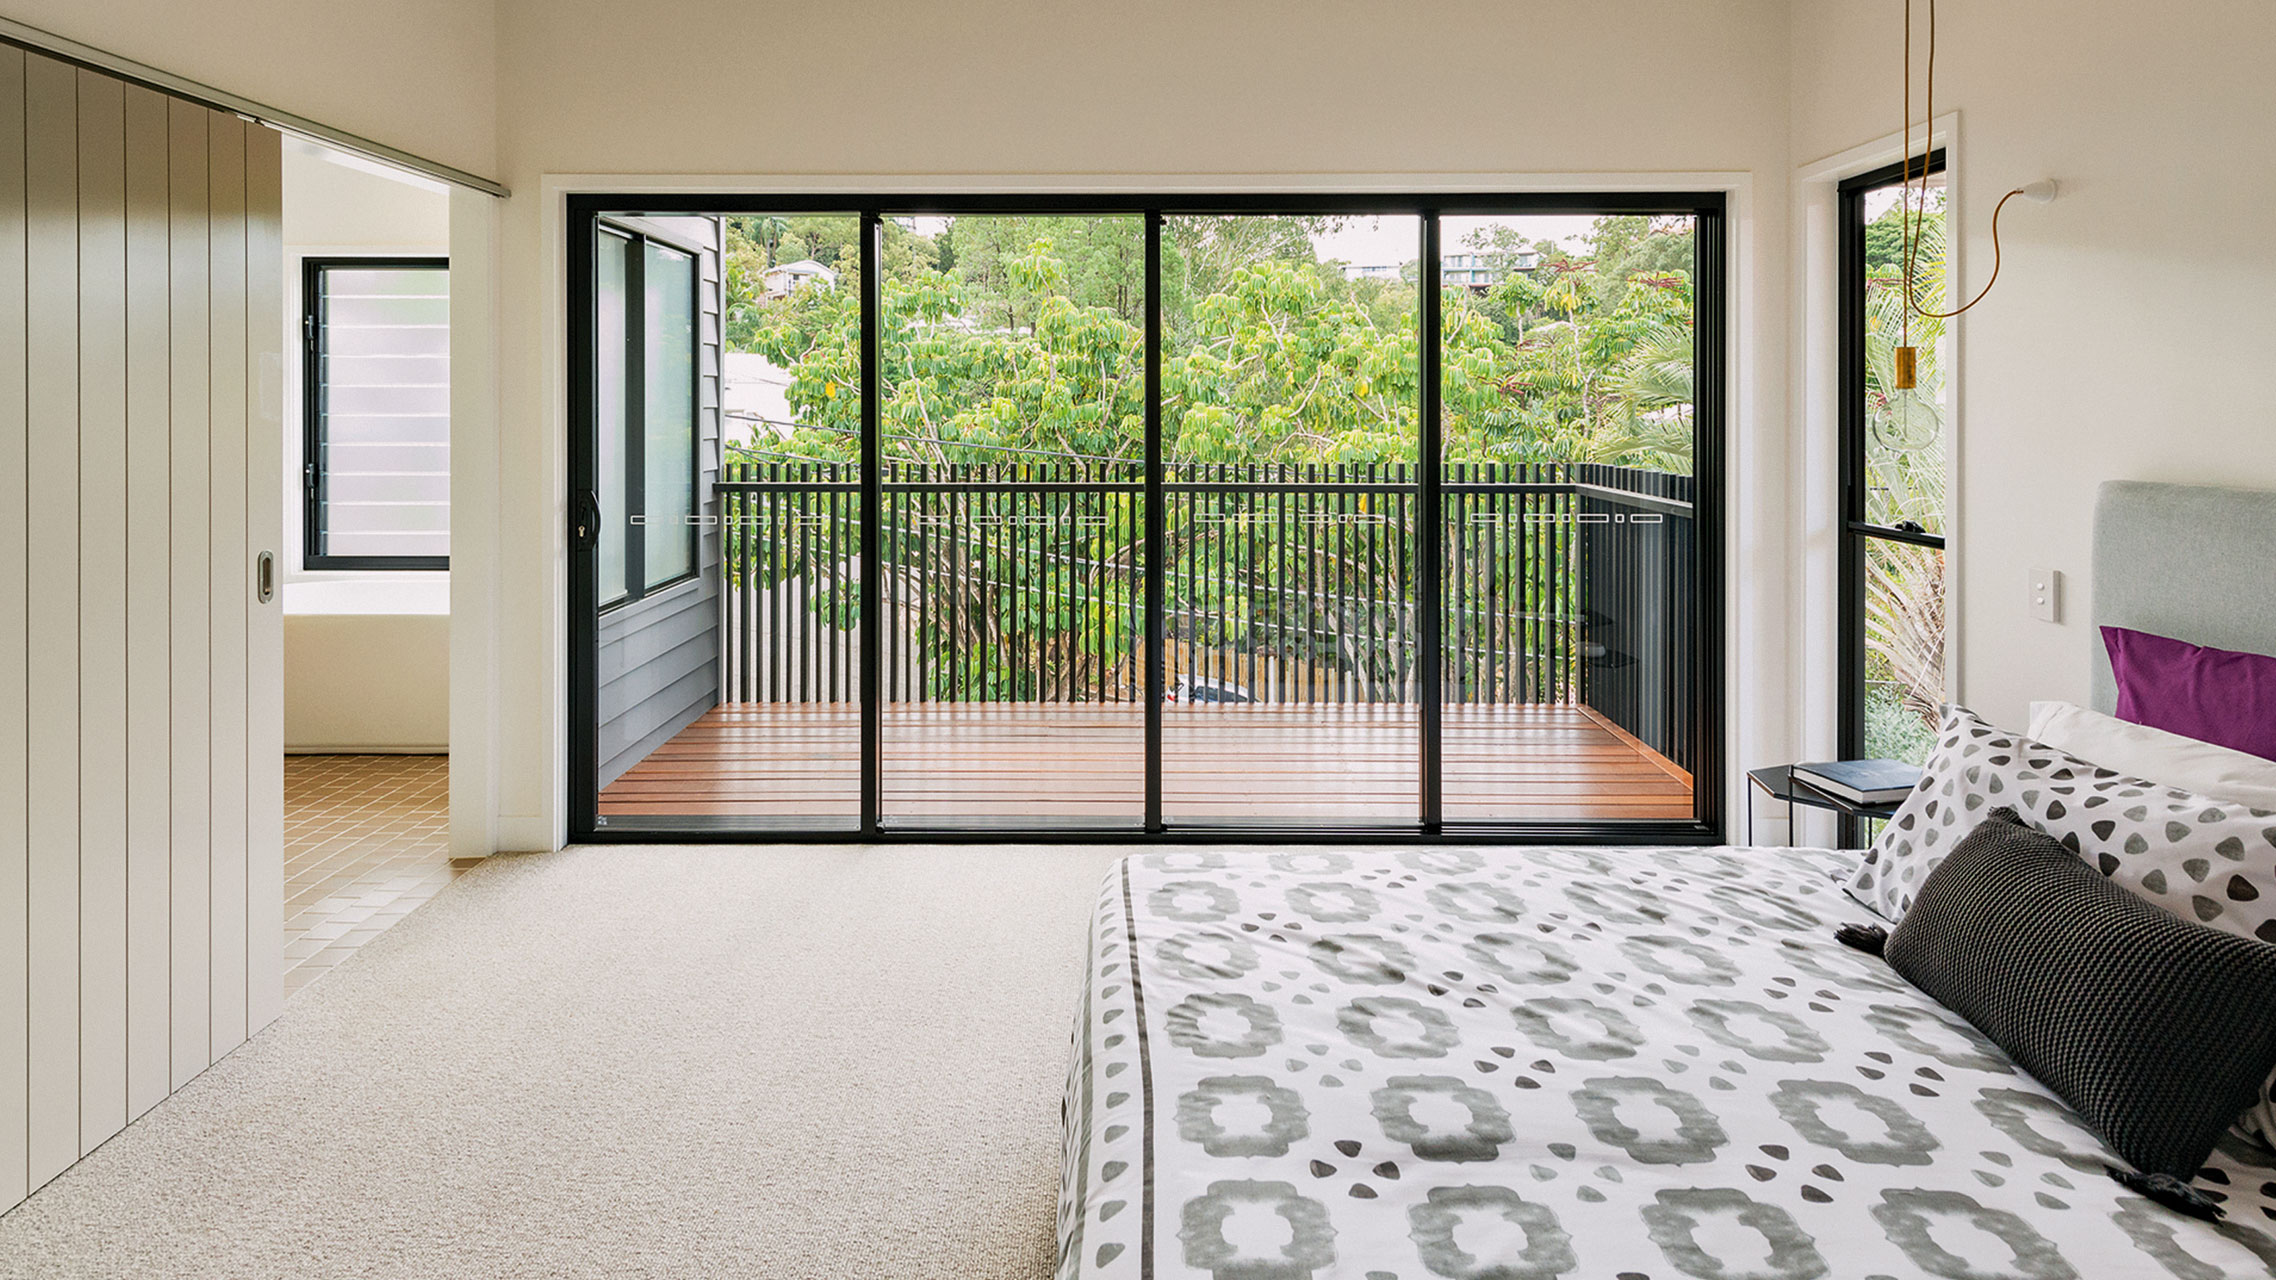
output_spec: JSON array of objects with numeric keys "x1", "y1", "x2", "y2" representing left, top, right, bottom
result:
[{"x1": 283, "y1": 754, "x2": 461, "y2": 999}]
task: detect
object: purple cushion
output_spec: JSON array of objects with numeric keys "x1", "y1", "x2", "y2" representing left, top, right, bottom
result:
[{"x1": 2103, "y1": 625, "x2": 2276, "y2": 762}]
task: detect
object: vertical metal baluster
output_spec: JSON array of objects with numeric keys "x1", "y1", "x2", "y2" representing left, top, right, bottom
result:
[
  {"x1": 918, "y1": 463, "x2": 930, "y2": 705},
  {"x1": 741, "y1": 465, "x2": 756, "y2": 702},
  {"x1": 1247, "y1": 462, "x2": 1265, "y2": 706},
  {"x1": 948, "y1": 473, "x2": 961, "y2": 704},
  {"x1": 765, "y1": 463, "x2": 779, "y2": 703}
]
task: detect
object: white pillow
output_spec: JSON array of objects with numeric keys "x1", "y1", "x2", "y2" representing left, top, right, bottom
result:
[{"x1": 2029, "y1": 700, "x2": 2276, "y2": 812}]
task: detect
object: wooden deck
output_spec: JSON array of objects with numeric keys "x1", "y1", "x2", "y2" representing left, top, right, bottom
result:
[{"x1": 598, "y1": 702, "x2": 1693, "y2": 824}]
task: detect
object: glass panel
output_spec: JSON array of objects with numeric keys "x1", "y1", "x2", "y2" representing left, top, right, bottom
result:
[
  {"x1": 317, "y1": 265, "x2": 450, "y2": 560},
  {"x1": 875, "y1": 214, "x2": 1147, "y2": 826},
  {"x1": 1861, "y1": 170, "x2": 1948, "y2": 533},
  {"x1": 596, "y1": 232, "x2": 630, "y2": 606},
  {"x1": 1161, "y1": 213, "x2": 1419, "y2": 825},
  {"x1": 642, "y1": 242, "x2": 697, "y2": 587},
  {"x1": 1438, "y1": 214, "x2": 1698, "y2": 823},
  {"x1": 595, "y1": 214, "x2": 865, "y2": 829},
  {"x1": 1862, "y1": 537, "x2": 1945, "y2": 765}
]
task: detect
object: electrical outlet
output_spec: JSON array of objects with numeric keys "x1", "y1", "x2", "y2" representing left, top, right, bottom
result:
[{"x1": 2029, "y1": 567, "x2": 2061, "y2": 622}]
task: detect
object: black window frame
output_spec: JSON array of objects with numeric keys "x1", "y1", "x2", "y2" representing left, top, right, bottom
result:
[
  {"x1": 1838, "y1": 152, "x2": 1947, "y2": 839},
  {"x1": 300, "y1": 255, "x2": 453, "y2": 572},
  {"x1": 592, "y1": 220, "x2": 703, "y2": 613},
  {"x1": 566, "y1": 192, "x2": 1727, "y2": 846}
]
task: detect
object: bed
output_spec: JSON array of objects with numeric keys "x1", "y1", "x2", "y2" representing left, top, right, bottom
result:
[{"x1": 1056, "y1": 481, "x2": 2276, "y2": 1280}]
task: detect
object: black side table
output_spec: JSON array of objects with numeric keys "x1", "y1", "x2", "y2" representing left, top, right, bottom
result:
[{"x1": 1745, "y1": 765, "x2": 1905, "y2": 846}]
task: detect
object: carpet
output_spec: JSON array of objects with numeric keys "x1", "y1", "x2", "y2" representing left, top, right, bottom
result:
[{"x1": 0, "y1": 843, "x2": 1137, "y2": 1279}]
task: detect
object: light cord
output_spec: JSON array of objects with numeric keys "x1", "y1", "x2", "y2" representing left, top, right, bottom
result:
[{"x1": 1901, "y1": 0, "x2": 2024, "y2": 322}]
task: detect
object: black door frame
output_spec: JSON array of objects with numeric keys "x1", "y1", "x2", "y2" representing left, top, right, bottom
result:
[{"x1": 566, "y1": 191, "x2": 1728, "y2": 845}]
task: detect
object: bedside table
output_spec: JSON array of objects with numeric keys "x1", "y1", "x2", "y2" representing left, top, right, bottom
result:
[{"x1": 1746, "y1": 764, "x2": 1905, "y2": 847}]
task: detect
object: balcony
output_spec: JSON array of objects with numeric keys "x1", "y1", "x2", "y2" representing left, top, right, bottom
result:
[{"x1": 597, "y1": 458, "x2": 1696, "y2": 829}]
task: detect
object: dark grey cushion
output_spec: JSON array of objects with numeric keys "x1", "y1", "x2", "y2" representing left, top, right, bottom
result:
[{"x1": 1886, "y1": 807, "x2": 2276, "y2": 1180}]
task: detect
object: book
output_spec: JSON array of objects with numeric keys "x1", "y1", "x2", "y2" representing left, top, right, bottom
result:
[{"x1": 1790, "y1": 759, "x2": 1921, "y2": 806}]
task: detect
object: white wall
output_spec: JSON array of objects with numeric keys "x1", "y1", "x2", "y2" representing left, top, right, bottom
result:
[
  {"x1": 486, "y1": 0, "x2": 1802, "y2": 847},
  {"x1": 41, "y1": 0, "x2": 2249, "y2": 851},
  {"x1": 1789, "y1": 0, "x2": 2276, "y2": 733},
  {"x1": 281, "y1": 140, "x2": 451, "y2": 752},
  {"x1": 283, "y1": 585, "x2": 449, "y2": 753},
  {"x1": 0, "y1": 0, "x2": 496, "y2": 180}
]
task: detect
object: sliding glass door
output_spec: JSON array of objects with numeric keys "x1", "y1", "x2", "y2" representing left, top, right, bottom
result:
[
  {"x1": 1437, "y1": 213, "x2": 1703, "y2": 823},
  {"x1": 877, "y1": 214, "x2": 1148, "y2": 825},
  {"x1": 1158, "y1": 213, "x2": 1421, "y2": 825},
  {"x1": 569, "y1": 194, "x2": 1724, "y2": 842}
]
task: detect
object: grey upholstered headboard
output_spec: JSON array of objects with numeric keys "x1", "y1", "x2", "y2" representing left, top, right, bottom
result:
[{"x1": 2091, "y1": 480, "x2": 2276, "y2": 713}]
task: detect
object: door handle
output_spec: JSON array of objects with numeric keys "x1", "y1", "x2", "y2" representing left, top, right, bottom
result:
[
  {"x1": 256, "y1": 550, "x2": 276, "y2": 603},
  {"x1": 572, "y1": 491, "x2": 602, "y2": 551}
]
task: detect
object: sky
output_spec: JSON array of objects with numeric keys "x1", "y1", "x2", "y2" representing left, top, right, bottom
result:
[
  {"x1": 1311, "y1": 214, "x2": 1603, "y2": 269},
  {"x1": 900, "y1": 212, "x2": 1608, "y2": 270}
]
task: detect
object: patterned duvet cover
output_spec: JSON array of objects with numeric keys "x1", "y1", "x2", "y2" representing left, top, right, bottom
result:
[{"x1": 1057, "y1": 845, "x2": 2276, "y2": 1279}]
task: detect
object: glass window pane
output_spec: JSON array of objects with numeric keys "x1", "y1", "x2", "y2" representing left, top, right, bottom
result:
[
  {"x1": 598, "y1": 212, "x2": 866, "y2": 829},
  {"x1": 316, "y1": 264, "x2": 450, "y2": 561},
  {"x1": 596, "y1": 231, "x2": 630, "y2": 606},
  {"x1": 1161, "y1": 213, "x2": 1419, "y2": 825},
  {"x1": 1861, "y1": 171, "x2": 1947, "y2": 533},
  {"x1": 643, "y1": 242, "x2": 697, "y2": 587},
  {"x1": 1438, "y1": 214, "x2": 1698, "y2": 823},
  {"x1": 875, "y1": 214, "x2": 1146, "y2": 826},
  {"x1": 1862, "y1": 538, "x2": 1946, "y2": 765}
]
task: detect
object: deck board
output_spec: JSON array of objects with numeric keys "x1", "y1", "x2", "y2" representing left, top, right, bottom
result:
[{"x1": 598, "y1": 703, "x2": 1693, "y2": 824}]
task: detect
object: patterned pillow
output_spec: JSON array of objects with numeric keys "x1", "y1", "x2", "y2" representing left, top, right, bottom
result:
[{"x1": 1846, "y1": 706, "x2": 2276, "y2": 937}]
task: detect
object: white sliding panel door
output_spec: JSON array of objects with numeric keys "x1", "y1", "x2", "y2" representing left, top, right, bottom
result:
[
  {"x1": 0, "y1": 49, "x2": 282, "y2": 1209},
  {"x1": 167, "y1": 98, "x2": 213, "y2": 1091},
  {"x1": 124, "y1": 83, "x2": 175, "y2": 1120},
  {"x1": 244, "y1": 129, "x2": 284, "y2": 1037},
  {"x1": 23, "y1": 48, "x2": 81, "y2": 1187},
  {"x1": 77, "y1": 65, "x2": 130, "y2": 1156},
  {"x1": 206, "y1": 117, "x2": 249, "y2": 1056},
  {"x1": 0, "y1": 47, "x2": 26, "y2": 1212}
]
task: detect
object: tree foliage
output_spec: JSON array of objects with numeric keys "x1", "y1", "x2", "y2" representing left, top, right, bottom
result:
[
  {"x1": 1859, "y1": 202, "x2": 1950, "y2": 759},
  {"x1": 729, "y1": 212, "x2": 1699, "y2": 474}
]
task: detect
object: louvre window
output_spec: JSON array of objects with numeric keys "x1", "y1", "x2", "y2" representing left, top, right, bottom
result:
[{"x1": 302, "y1": 258, "x2": 450, "y2": 569}]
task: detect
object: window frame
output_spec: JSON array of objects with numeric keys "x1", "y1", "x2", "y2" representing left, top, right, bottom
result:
[
  {"x1": 565, "y1": 192, "x2": 1728, "y2": 845},
  {"x1": 592, "y1": 218, "x2": 704, "y2": 613},
  {"x1": 1838, "y1": 152, "x2": 1948, "y2": 797},
  {"x1": 300, "y1": 255, "x2": 452, "y2": 572}
]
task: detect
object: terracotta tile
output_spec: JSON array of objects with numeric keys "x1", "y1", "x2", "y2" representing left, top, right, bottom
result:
[{"x1": 281, "y1": 754, "x2": 458, "y2": 997}]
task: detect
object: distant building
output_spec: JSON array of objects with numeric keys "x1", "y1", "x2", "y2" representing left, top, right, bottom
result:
[
  {"x1": 1440, "y1": 248, "x2": 1539, "y2": 291},
  {"x1": 1338, "y1": 248, "x2": 1539, "y2": 290},
  {"x1": 761, "y1": 258, "x2": 837, "y2": 298}
]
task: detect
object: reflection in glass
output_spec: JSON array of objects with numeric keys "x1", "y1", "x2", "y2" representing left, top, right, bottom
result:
[
  {"x1": 596, "y1": 231, "x2": 629, "y2": 606},
  {"x1": 643, "y1": 242, "x2": 697, "y2": 587}
]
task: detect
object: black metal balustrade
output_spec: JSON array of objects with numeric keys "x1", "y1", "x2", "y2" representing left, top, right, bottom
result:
[{"x1": 714, "y1": 457, "x2": 1695, "y2": 772}]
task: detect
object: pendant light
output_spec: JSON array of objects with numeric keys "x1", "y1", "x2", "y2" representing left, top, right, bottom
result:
[{"x1": 1892, "y1": 0, "x2": 2057, "y2": 389}]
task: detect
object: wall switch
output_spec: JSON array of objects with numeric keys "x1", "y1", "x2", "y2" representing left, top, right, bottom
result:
[{"x1": 2029, "y1": 567, "x2": 2061, "y2": 622}]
